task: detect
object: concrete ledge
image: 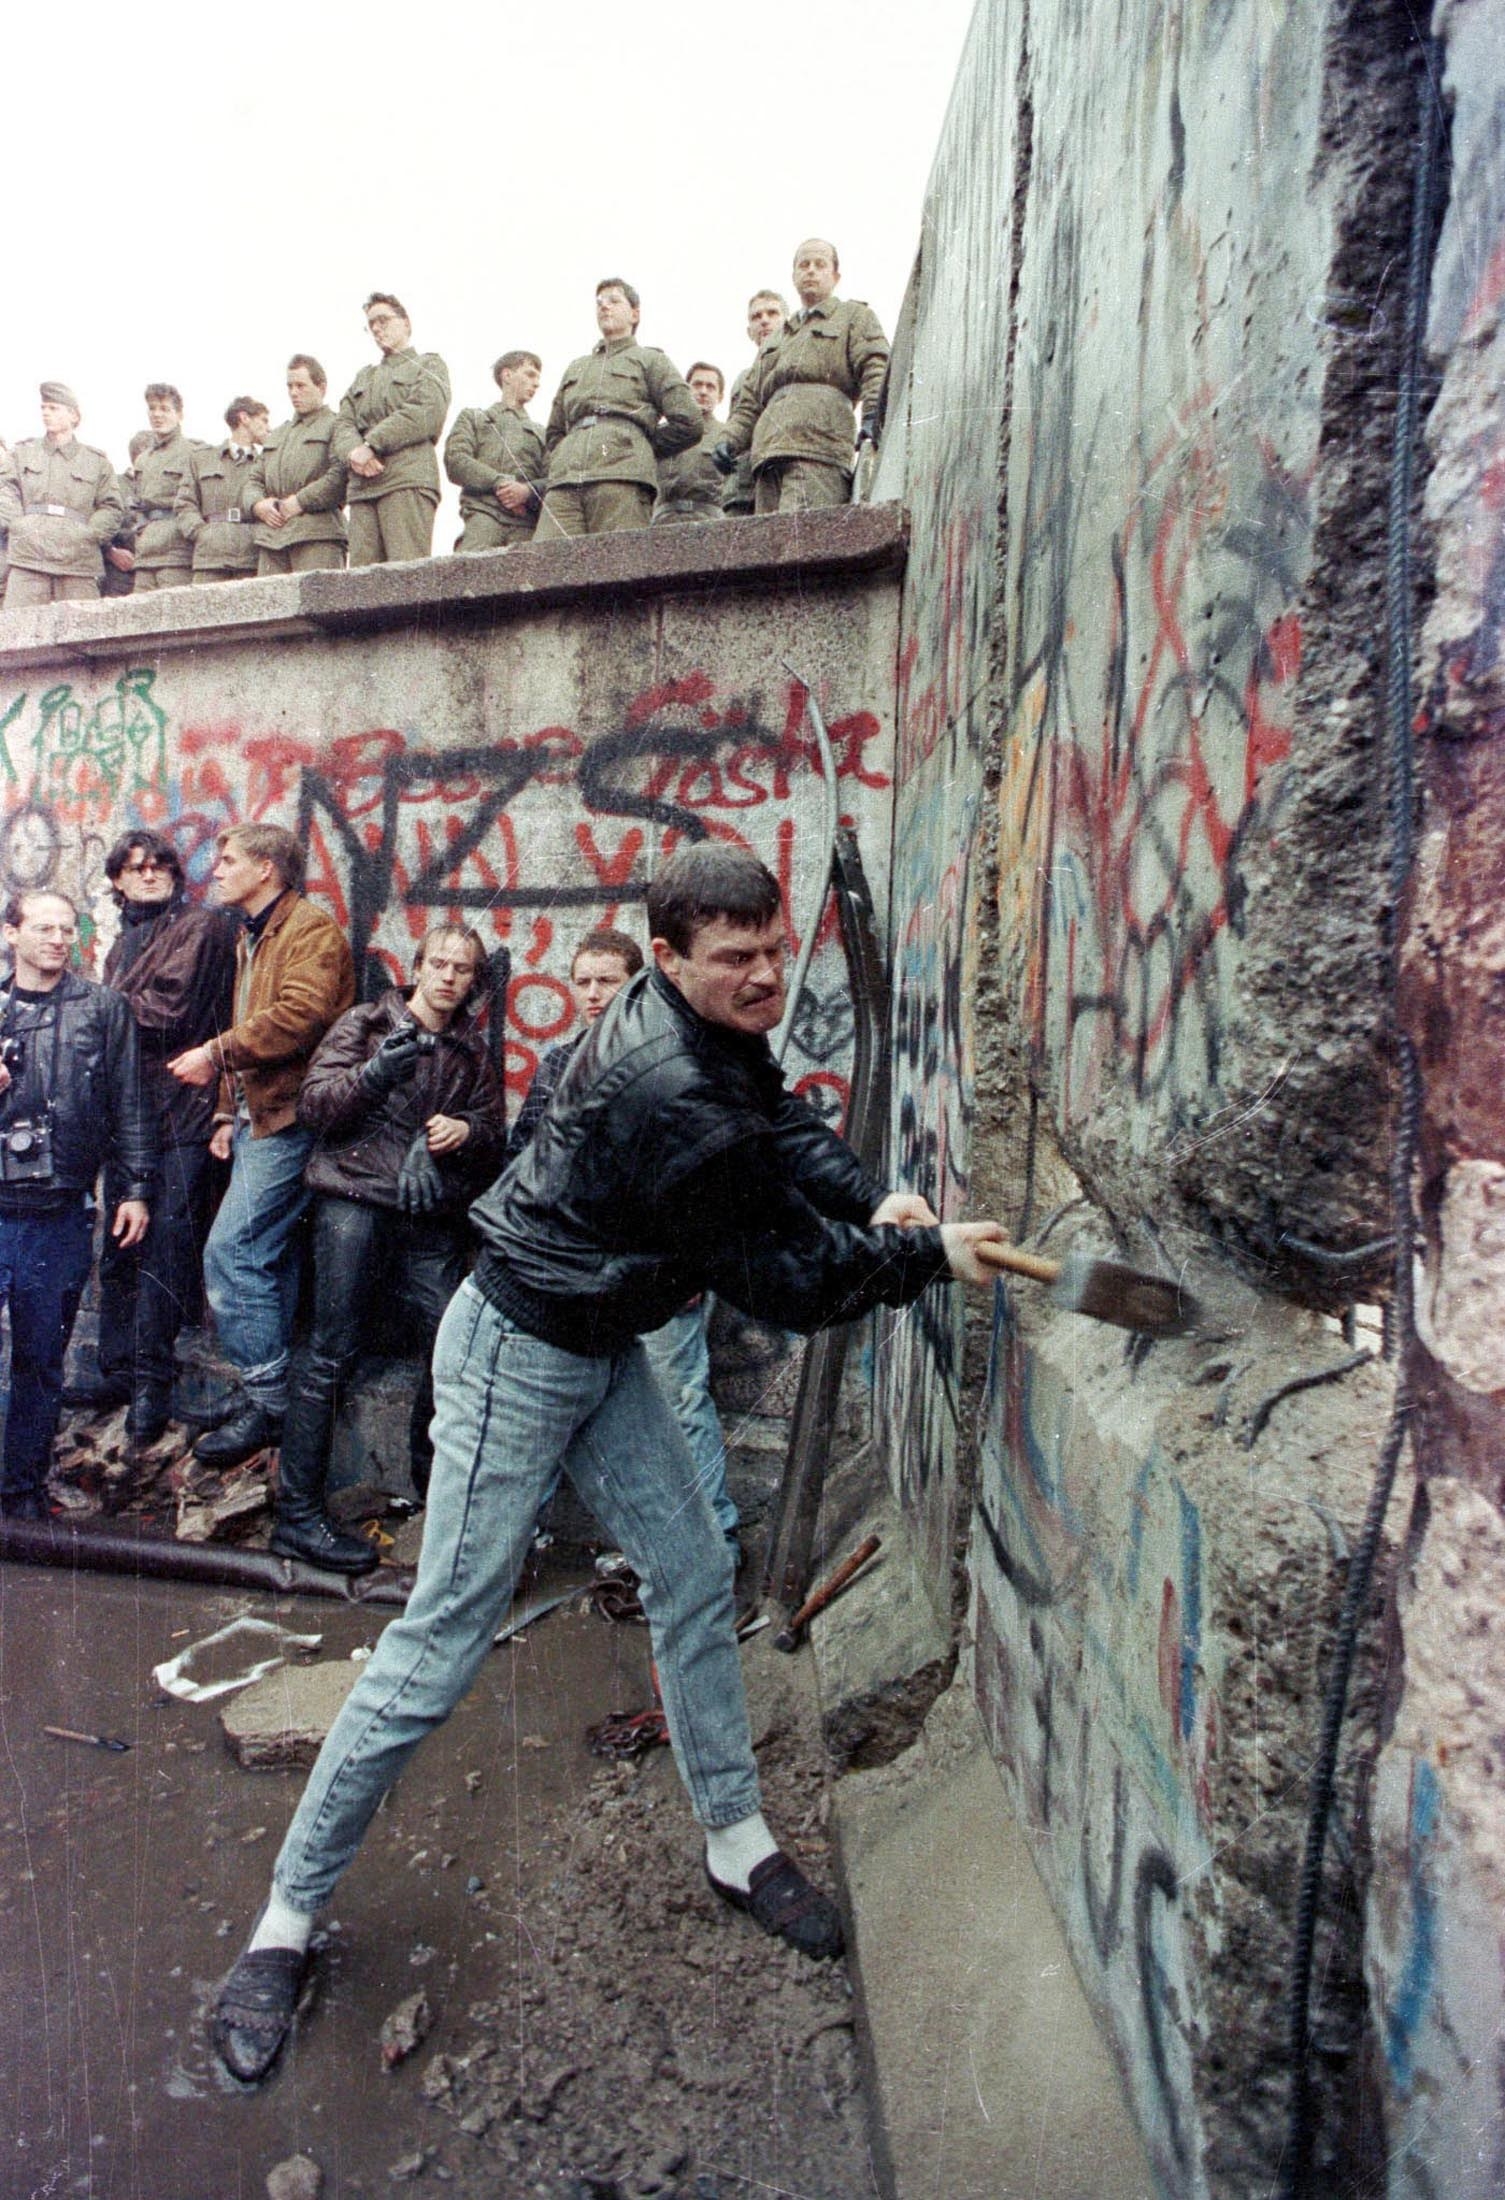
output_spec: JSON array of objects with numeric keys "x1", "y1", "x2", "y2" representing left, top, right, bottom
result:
[{"x1": 0, "y1": 503, "x2": 909, "y2": 669}]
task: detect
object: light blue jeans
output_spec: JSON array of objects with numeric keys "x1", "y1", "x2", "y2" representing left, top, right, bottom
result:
[
  {"x1": 273, "y1": 1280, "x2": 759, "y2": 1911},
  {"x1": 201, "y1": 1117, "x2": 314, "y2": 1413},
  {"x1": 644, "y1": 1303, "x2": 736, "y2": 1537}
]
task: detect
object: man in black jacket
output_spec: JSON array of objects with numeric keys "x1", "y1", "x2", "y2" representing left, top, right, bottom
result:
[
  {"x1": 0, "y1": 889, "x2": 156, "y2": 1519},
  {"x1": 212, "y1": 847, "x2": 1002, "y2": 2082},
  {"x1": 67, "y1": 830, "x2": 237, "y2": 1444},
  {"x1": 273, "y1": 924, "x2": 505, "y2": 1574}
]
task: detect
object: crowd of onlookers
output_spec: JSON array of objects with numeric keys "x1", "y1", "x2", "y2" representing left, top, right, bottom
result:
[{"x1": 0, "y1": 238, "x2": 889, "y2": 611}]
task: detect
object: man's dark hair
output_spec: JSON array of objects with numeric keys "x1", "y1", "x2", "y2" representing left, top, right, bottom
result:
[
  {"x1": 493, "y1": 350, "x2": 541, "y2": 384},
  {"x1": 225, "y1": 395, "x2": 267, "y2": 432},
  {"x1": 364, "y1": 291, "x2": 409, "y2": 321},
  {"x1": 287, "y1": 353, "x2": 327, "y2": 389},
  {"x1": 4, "y1": 886, "x2": 77, "y2": 929},
  {"x1": 144, "y1": 383, "x2": 183, "y2": 410},
  {"x1": 646, "y1": 848, "x2": 781, "y2": 955},
  {"x1": 572, "y1": 927, "x2": 644, "y2": 978},
  {"x1": 595, "y1": 277, "x2": 641, "y2": 312},
  {"x1": 687, "y1": 362, "x2": 725, "y2": 396},
  {"x1": 218, "y1": 822, "x2": 305, "y2": 893},
  {"x1": 104, "y1": 828, "x2": 184, "y2": 889}
]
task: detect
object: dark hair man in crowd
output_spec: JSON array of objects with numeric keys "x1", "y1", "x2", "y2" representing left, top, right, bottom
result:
[
  {"x1": 506, "y1": 927, "x2": 741, "y2": 1557},
  {"x1": 0, "y1": 890, "x2": 155, "y2": 1519},
  {"x1": 64, "y1": 832, "x2": 237, "y2": 1446},
  {"x1": 126, "y1": 384, "x2": 204, "y2": 592},
  {"x1": 273, "y1": 925, "x2": 505, "y2": 1574},
  {"x1": 249, "y1": 357, "x2": 355, "y2": 576},
  {"x1": 339, "y1": 293, "x2": 451, "y2": 567},
  {"x1": 168, "y1": 825, "x2": 354, "y2": 1468},
  {"x1": 652, "y1": 362, "x2": 727, "y2": 527},
  {"x1": 0, "y1": 383, "x2": 124, "y2": 610},
  {"x1": 175, "y1": 398, "x2": 270, "y2": 583},
  {"x1": 211, "y1": 845, "x2": 1003, "y2": 2082},
  {"x1": 723, "y1": 291, "x2": 787, "y2": 517},
  {"x1": 445, "y1": 350, "x2": 546, "y2": 554},
  {"x1": 537, "y1": 279, "x2": 701, "y2": 539},
  {"x1": 714, "y1": 240, "x2": 888, "y2": 513}
]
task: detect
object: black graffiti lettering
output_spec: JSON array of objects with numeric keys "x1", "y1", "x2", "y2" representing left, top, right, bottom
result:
[
  {"x1": 1081, "y1": 1761, "x2": 1127, "y2": 1963},
  {"x1": 1133, "y1": 1846, "x2": 1190, "y2": 2174}
]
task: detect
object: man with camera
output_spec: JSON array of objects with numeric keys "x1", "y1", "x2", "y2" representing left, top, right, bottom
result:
[{"x1": 0, "y1": 890, "x2": 156, "y2": 1521}]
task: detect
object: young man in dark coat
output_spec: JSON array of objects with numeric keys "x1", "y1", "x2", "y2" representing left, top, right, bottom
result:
[
  {"x1": 271, "y1": 925, "x2": 504, "y2": 1573},
  {"x1": 212, "y1": 846, "x2": 1003, "y2": 2082}
]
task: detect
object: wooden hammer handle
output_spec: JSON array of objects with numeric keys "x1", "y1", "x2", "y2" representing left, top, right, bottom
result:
[
  {"x1": 974, "y1": 1239, "x2": 1063, "y2": 1287},
  {"x1": 785, "y1": 1534, "x2": 882, "y2": 1636}
]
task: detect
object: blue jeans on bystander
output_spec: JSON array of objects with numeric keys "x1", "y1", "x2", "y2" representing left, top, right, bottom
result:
[
  {"x1": 201, "y1": 1117, "x2": 314, "y2": 1414},
  {"x1": 0, "y1": 1201, "x2": 93, "y2": 1505}
]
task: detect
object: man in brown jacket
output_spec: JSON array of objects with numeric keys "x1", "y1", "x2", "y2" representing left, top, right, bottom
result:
[
  {"x1": 0, "y1": 383, "x2": 124, "y2": 609},
  {"x1": 339, "y1": 293, "x2": 450, "y2": 566},
  {"x1": 250, "y1": 356, "x2": 355, "y2": 575},
  {"x1": 445, "y1": 351, "x2": 546, "y2": 552},
  {"x1": 175, "y1": 398, "x2": 271, "y2": 582},
  {"x1": 537, "y1": 279, "x2": 701, "y2": 538},
  {"x1": 714, "y1": 240, "x2": 888, "y2": 513},
  {"x1": 127, "y1": 385, "x2": 206, "y2": 591},
  {"x1": 167, "y1": 824, "x2": 354, "y2": 1467}
]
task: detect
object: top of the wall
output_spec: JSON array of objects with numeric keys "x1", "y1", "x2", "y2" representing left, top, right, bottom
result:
[{"x1": 0, "y1": 505, "x2": 909, "y2": 672}]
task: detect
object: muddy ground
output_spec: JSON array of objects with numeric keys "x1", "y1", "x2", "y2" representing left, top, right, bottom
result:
[{"x1": 0, "y1": 1543, "x2": 880, "y2": 2200}]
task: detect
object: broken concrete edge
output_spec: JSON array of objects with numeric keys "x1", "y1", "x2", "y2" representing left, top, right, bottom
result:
[{"x1": 0, "y1": 502, "x2": 910, "y2": 670}]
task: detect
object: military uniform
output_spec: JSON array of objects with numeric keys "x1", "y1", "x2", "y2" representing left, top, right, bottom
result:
[
  {"x1": 0, "y1": 435, "x2": 123, "y2": 607},
  {"x1": 337, "y1": 347, "x2": 450, "y2": 566},
  {"x1": 722, "y1": 366, "x2": 759, "y2": 516},
  {"x1": 445, "y1": 402, "x2": 545, "y2": 551},
  {"x1": 174, "y1": 441, "x2": 263, "y2": 581},
  {"x1": 652, "y1": 414, "x2": 726, "y2": 526},
  {"x1": 130, "y1": 430, "x2": 205, "y2": 589},
  {"x1": 539, "y1": 339, "x2": 700, "y2": 538},
  {"x1": 722, "y1": 296, "x2": 889, "y2": 514},
  {"x1": 248, "y1": 407, "x2": 355, "y2": 575}
]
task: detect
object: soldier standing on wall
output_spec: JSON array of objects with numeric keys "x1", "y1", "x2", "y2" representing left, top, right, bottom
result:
[
  {"x1": 175, "y1": 399, "x2": 271, "y2": 584},
  {"x1": 536, "y1": 279, "x2": 701, "y2": 540},
  {"x1": 128, "y1": 386, "x2": 205, "y2": 593},
  {"x1": 0, "y1": 384, "x2": 124, "y2": 610},
  {"x1": 713, "y1": 241, "x2": 888, "y2": 514},
  {"x1": 249, "y1": 357, "x2": 356, "y2": 576},
  {"x1": 652, "y1": 363, "x2": 728, "y2": 527},
  {"x1": 338, "y1": 293, "x2": 451, "y2": 567},
  {"x1": 445, "y1": 351, "x2": 547, "y2": 553},
  {"x1": 723, "y1": 291, "x2": 787, "y2": 518}
]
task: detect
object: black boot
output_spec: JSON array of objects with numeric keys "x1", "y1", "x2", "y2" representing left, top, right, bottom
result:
[
  {"x1": 193, "y1": 1401, "x2": 282, "y2": 1468},
  {"x1": 126, "y1": 1384, "x2": 172, "y2": 1446},
  {"x1": 271, "y1": 1352, "x2": 377, "y2": 1575},
  {"x1": 269, "y1": 1509, "x2": 379, "y2": 1575}
]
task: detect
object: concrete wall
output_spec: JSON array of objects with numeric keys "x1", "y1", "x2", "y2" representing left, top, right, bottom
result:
[
  {"x1": 1375, "y1": 4, "x2": 1505, "y2": 2189},
  {"x1": 878, "y1": 0, "x2": 1426, "y2": 2191}
]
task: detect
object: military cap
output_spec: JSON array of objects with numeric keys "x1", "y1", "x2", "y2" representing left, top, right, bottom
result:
[{"x1": 40, "y1": 380, "x2": 81, "y2": 414}]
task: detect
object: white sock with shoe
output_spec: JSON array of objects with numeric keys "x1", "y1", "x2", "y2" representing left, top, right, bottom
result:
[
  {"x1": 247, "y1": 1885, "x2": 315, "y2": 1956},
  {"x1": 704, "y1": 1809, "x2": 779, "y2": 1893}
]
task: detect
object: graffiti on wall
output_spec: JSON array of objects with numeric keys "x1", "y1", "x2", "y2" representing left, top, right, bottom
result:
[
  {"x1": 0, "y1": 663, "x2": 887, "y2": 1113},
  {"x1": 970, "y1": 1296, "x2": 1215, "y2": 2187}
]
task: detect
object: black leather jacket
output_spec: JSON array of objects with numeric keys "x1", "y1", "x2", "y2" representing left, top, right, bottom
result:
[
  {"x1": 0, "y1": 971, "x2": 157, "y2": 1208},
  {"x1": 472, "y1": 966, "x2": 947, "y2": 1357}
]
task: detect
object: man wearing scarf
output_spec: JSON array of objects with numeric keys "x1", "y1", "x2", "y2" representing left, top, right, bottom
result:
[{"x1": 75, "y1": 831, "x2": 237, "y2": 1445}]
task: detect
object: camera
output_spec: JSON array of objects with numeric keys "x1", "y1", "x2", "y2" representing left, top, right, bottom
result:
[
  {"x1": 0, "y1": 1034, "x2": 23, "y2": 1075},
  {"x1": 1, "y1": 1117, "x2": 54, "y2": 1185}
]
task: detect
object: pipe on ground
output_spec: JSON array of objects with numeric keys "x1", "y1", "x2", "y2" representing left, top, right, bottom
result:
[{"x1": 0, "y1": 1516, "x2": 414, "y2": 1606}]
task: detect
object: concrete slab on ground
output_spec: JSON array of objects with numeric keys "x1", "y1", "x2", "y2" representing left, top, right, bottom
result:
[{"x1": 834, "y1": 1677, "x2": 1154, "y2": 2200}]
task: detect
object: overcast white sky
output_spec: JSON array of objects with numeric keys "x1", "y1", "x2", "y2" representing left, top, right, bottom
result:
[{"x1": 5, "y1": 0, "x2": 976, "y2": 538}]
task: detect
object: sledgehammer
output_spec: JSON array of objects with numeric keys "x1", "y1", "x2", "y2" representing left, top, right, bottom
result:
[{"x1": 974, "y1": 1239, "x2": 1197, "y2": 1337}]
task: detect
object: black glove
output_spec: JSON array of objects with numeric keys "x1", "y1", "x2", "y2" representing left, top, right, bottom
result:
[
  {"x1": 857, "y1": 415, "x2": 880, "y2": 452},
  {"x1": 710, "y1": 440, "x2": 738, "y2": 477},
  {"x1": 359, "y1": 1022, "x2": 424, "y2": 1099},
  {"x1": 396, "y1": 1129, "x2": 446, "y2": 1215}
]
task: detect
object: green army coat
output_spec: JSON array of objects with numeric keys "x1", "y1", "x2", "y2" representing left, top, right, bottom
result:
[
  {"x1": 444, "y1": 403, "x2": 546, "y2": 537},
  {"x1": 248, "y1": 407, "x2": 354, "y2": 550},
  {"x1": 545, "y1": 340, "x2": 700, "y2": 492},
  {"x1": 129, "y1": 429, "x2": 206, "y2": 572},
  {"x1": 338, "y1": 348, "x2": 450, "y2": 503},
  {"x1": 0, "y1": 437, "x2": 123, "y2": 578},
  {"x1": 722, "y1": 365, "x2": 759, "y2": 512},
  {"x1": 723, "y1": 297, "x2": 889, "y2": 475},
  {"x1": 653, "y1": 415, "x2": 726, "y2": 522},
  {"x1": 175, "y1": 442, "x2": 262, "y2": 573}
]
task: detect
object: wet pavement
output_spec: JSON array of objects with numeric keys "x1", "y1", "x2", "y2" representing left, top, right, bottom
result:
[{"x1": 0, "y1": 1559, "x2": 654, "y2": 2199}]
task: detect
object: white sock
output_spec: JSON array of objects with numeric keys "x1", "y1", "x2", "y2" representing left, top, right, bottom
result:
[
  {"x1": 704, "y1": 1810, "x2": 779, "y2": 1893},
  {"x1": 247, "y1": 1886, "x2": 315, "y2": 1956}
]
